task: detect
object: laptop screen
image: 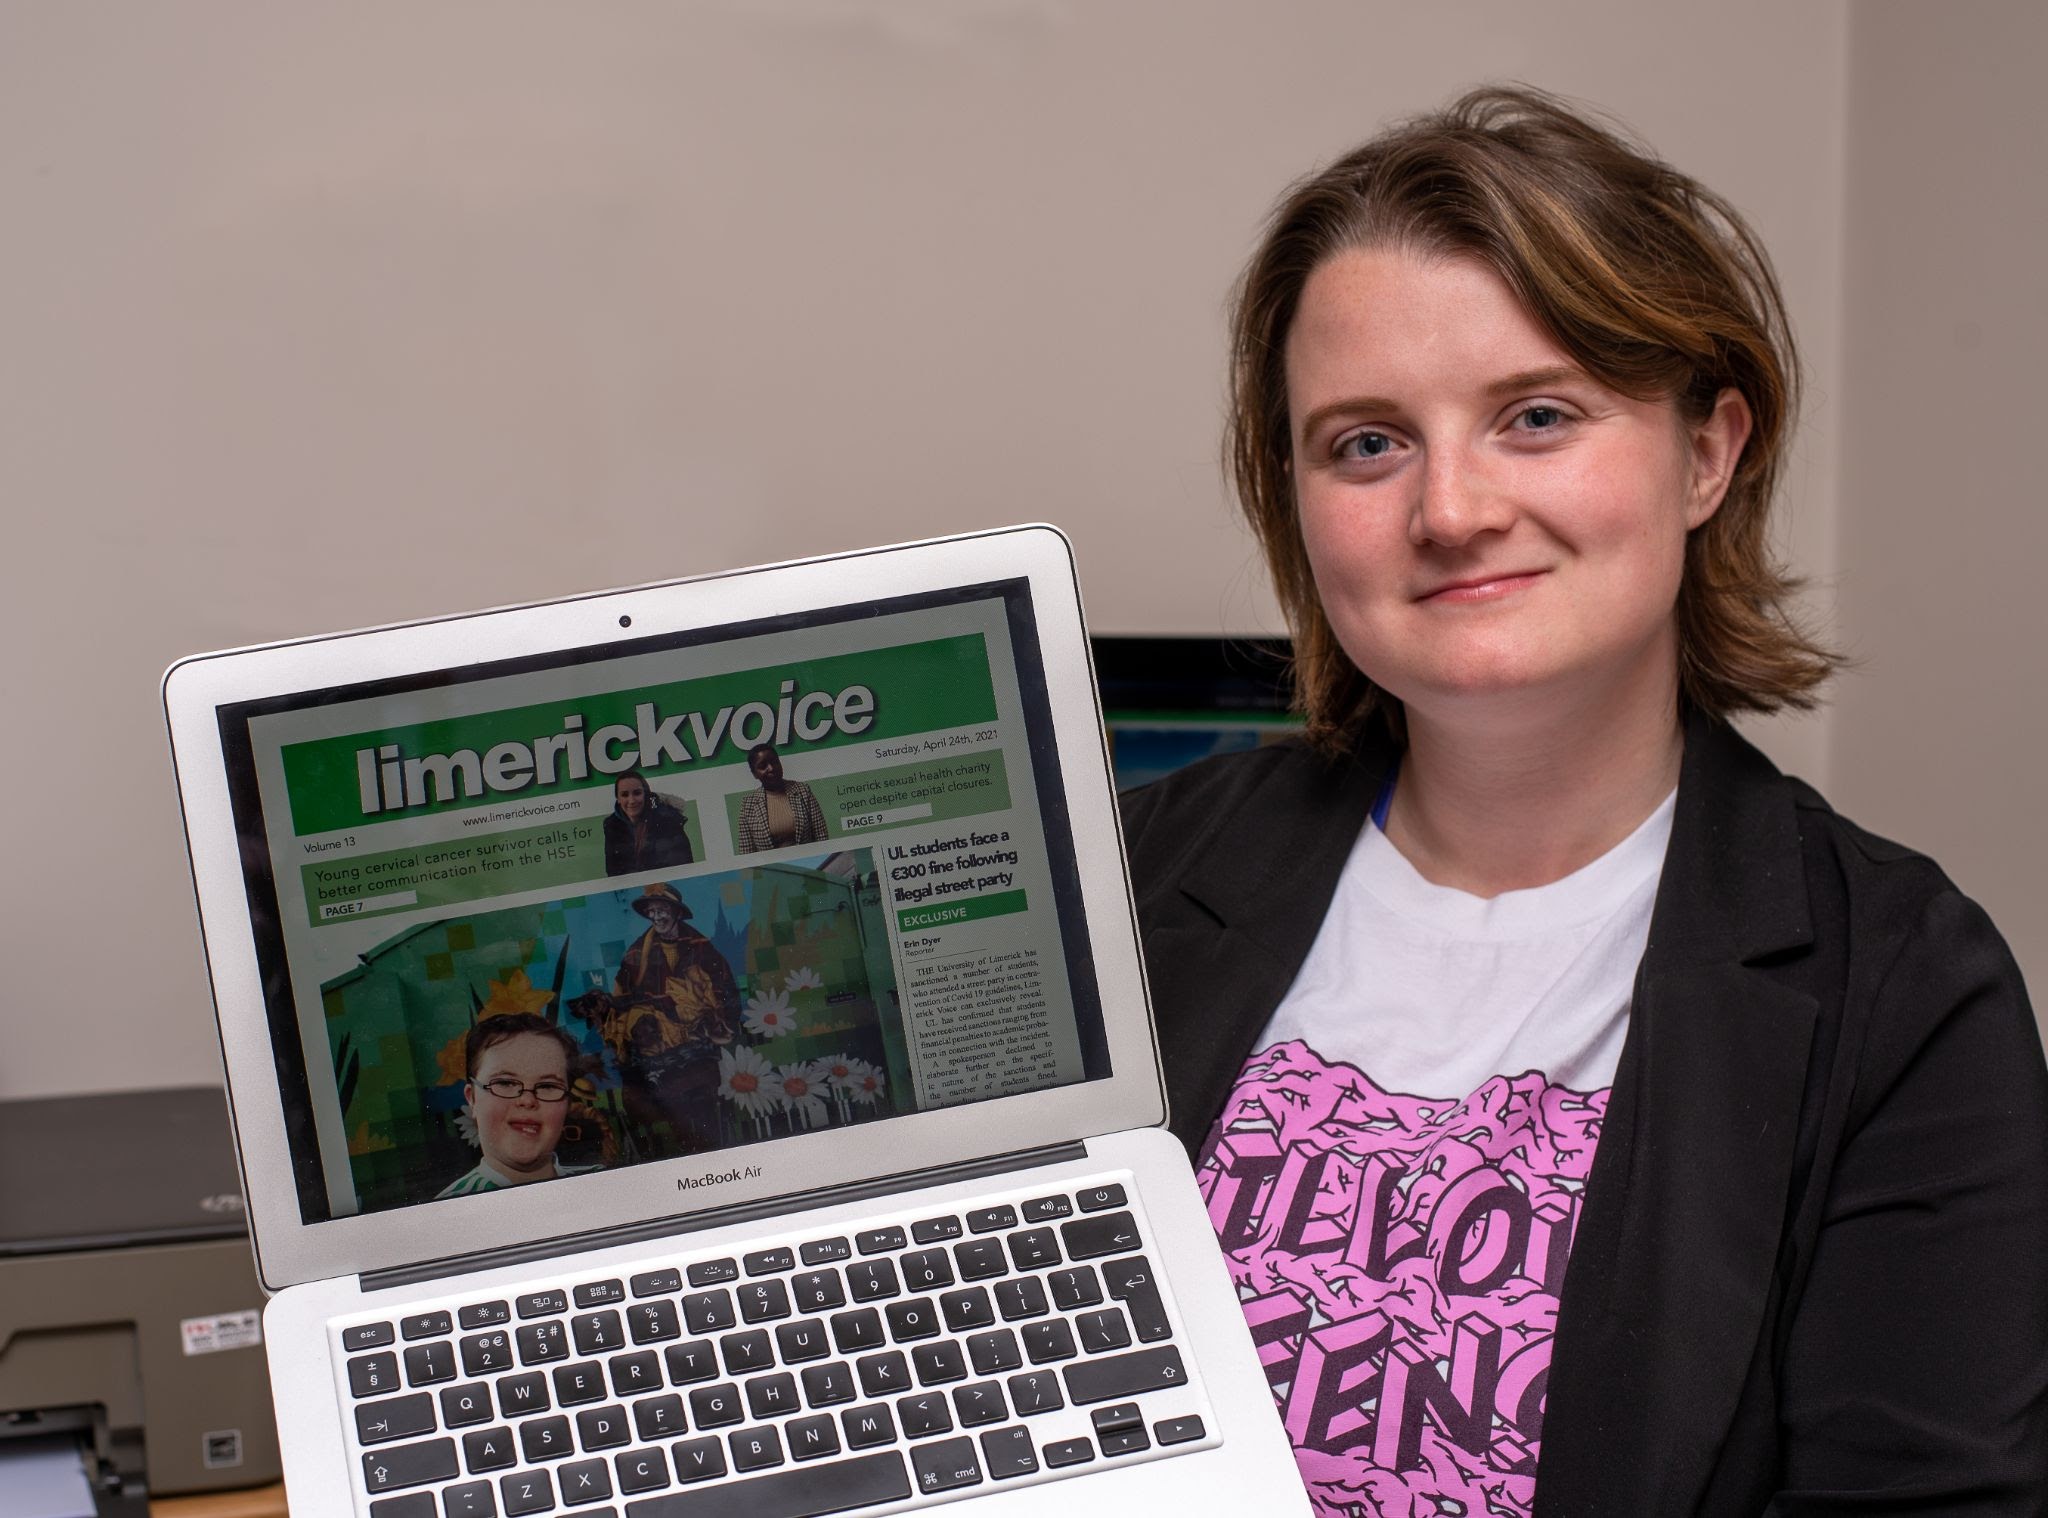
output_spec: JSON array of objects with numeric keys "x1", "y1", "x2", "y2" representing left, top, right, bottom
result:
[{"x1": 215, "y1": 580, "x2": 1110, "y2": 1226}]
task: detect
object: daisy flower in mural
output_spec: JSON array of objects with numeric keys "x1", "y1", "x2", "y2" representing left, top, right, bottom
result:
[
  {"x1": 743, "y1": 990, "x2": 799, "y2": 1039},
  {"x1": 455, "y1": 1108, "x2": 480, "y2": 1148},
  {"x1": 820, "y1": 1054, "x2": 859, "y2": 1088},
  {"x1": 775, "y1": 1061, "x2": 832, "y2": 1127},
  {"x1": 841, "y1": 1058, "x2": 886, "y2": 1105},
  {"x1": 783, "y1": 966, "x2": 824, "y2": 992},
  {"x1": 718, "y1": 1046, "x2": 780, "y2": 1117}
]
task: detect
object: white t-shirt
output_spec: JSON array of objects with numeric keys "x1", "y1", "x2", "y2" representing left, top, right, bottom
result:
[{"x1": 1196, "y1": 791, "x2": 1673, "y2": 1518}]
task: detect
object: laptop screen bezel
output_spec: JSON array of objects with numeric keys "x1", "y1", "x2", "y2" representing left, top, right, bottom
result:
[{"x1": 165, "y1": 526, "x2": 1166, "y2": 1292}]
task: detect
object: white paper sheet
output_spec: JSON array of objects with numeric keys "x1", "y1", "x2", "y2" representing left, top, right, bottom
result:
[{"x1": 0, "y1": 1436, "x2": 96, "y2": 1518}]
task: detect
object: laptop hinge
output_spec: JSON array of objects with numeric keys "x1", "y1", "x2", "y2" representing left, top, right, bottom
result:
[{"x1": 360, "y1": 1139, "x2": 1092, "y2": 1293}]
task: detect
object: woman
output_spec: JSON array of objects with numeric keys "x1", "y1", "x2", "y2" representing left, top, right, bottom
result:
[
  {"x1": 733, "y1": 742, "x2": 830, "y2": 854},
  {"x1": 602, "y1": 767, "x2": 693, "y2": 876},
  {"x1": 1122, "y1": 89, "x2": 2048, "y2": 1514}
]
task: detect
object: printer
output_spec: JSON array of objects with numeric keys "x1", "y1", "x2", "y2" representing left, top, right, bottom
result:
[{"x1": 0, "y1": 1086, "x2": 281, "y2": 1512}]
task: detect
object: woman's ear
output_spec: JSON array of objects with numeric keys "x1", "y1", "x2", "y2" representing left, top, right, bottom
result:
[{"x1": 1686, "y1": 388, "x2": 1753, "y2": 529}]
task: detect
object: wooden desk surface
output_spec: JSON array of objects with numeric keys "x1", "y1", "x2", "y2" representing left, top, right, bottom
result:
[{"x1": 150, "y1": 1483, "x2": 287, "y2": 1518}]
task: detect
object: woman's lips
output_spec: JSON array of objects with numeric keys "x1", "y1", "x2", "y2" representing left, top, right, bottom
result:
[{"x1": 1418, "y1": 570, "x2": 1547, "y2": 603}]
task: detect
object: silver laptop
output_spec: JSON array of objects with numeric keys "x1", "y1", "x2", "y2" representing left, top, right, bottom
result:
[{"x1": 165, "y1": 525, "x2": 1305, "y2": 1518}]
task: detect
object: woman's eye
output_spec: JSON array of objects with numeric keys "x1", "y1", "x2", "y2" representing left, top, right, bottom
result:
[
  {"x1": 1335, "y1": 429, "x2": 1397, "y2": 460},
  {"x1": 1514, "y1": 405, "x2": 1568, "y2": 432}
]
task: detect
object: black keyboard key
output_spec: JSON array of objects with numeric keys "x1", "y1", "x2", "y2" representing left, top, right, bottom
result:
[
  {"x1": 899, "y1": 1249, "x2": 954, "y2": 1292},
  {"x1": 855, "y1": 1225, "x2": 906, "y2": 1255},
  {"x1": 610, "y1": 1350, "x2": 661, "y2": 1397},
  {"x1": 721, "y1": 1329, "x2": 775, "y2": 1375},
  {"x1": 738, "y1": 1279, "x2": 791, "y2": 1324},
  {"x1": 496, "y1": 1372, "x2": 550, "y2": 1418},
  {"x1": 628, "y1": 1448, "x2": 910, "y2": 1516},
  {"x1": 801, "y1": 1360, "x2": 856, "y2": 1406},
  {"x1": 354, "y1": 1392, "x2": 435, "y2": 1445},
  {"x1": 1007, "y1": 1228, "x2": 1061, "y2": 1271},
  {"x1": 1077, "y1": 1308, "x2": 1131, "y2": 1354},
  {"x1": 788, "y1": 1412, "x2": 840, "y2": 1461},
  {"x1": 939, "y1": 1287, "x2": 994, "y2": 1334},
  {"x1": 774, "y1": 1319, "x2": 830, "y2": 1363},
  {"x1": 574, "y1": 1279, "x2": 625, "y2": 1308},
  {"x1": 1049, "y1": 1266, "x2": 1103, "y2": 1311},
  {"x1": 855, "y1": 1350, "x2": 910, "y2": 1398},
  {"x1": 791, "y1": 1270, "x2": 846, "y2": 1314},
  {"x1": 1103, "y1": 1255, "x2": 1172, "y2": 1342},
  {"x1": 1062, "y1": 1344, "x2": 1188, "y2": 1405},
  {"x1": 951, "y1": 1380, "x2": 1007, "y2": 1427},
  {"x1": 682, "y1": 1290, "x2": 736, "y2": 1335},
  {"x1": 518, "y1": 1291, "x2": 568, "y2": 1319},
  {"x1": 1100, "y1": 1425, "x2": 1150, "y2": 1456},
  {"x1": 1156, "y1": 1414, "x2": 1206, "y2": 1445},
  {"x1": 575, "y1": 1403, "x2": 631, "y2": 1450},
  {"x1": 630, "y1": 1300, "x2": 682, "y2": 1345},
  {"x1": 846, "y1": 1260, "x2": 899, "y2": 1304},
  {"x1": 460, "y1": 1301, "x2": 511, "y2": 1330},
  {"x1": 745, "y1": 1372, "x2": 799, "y2": 1419},
  {"x1": 841, "y1": 1403, "x2": 896, "y2": 1450},
  {"x1": 499, "y1": 1469, "x2": 554, "y2": 1516},
  {"x1": 350, "y1": 1351, "x2": 402, "y2": 1397},
  {"x1": 616, "y1": 1444, "x2": 670, "y2": 1494},
  {"x1": 688, "y1": 1382, "x2": 744, "y2": 1428},
  {"x1": 669, "y1": 1435, "x2": 725, "y2": 1483},
  {"x1": 895, "y1": 1390, "x2": 952, "y2": 1439},
  {"x1": 344, "y1": 1321, "x2": 395, "y2": 1352},
  {"x1": 799, "y1": 1236, "x2": 851, "y2": 1265},
  {"x1": 980, "y1": 1422, "x2": 1039, "y2": 1479},
  {"x1": 994, "y1": 1277, "x2": 1049, "y2": 1321},
  {"x1": 910, "y1": 1433, "x2": 980, "y2": 1490},
  {"x1": 360, "y1": 1436, "x2": 457, "y2": 1494},
  {"x1": 1060, "y1": 1211, "x2": 1141, "y2": 1261},
  {"x1": 730, "y1": 1423, "x2": 784, "y2": 1472},
  {"x1": 910, "y1": 1340, "x2": 967, "y2": 1386},
  {"x1": 1091, "y1": 1401, "x2": 1142, "y2": 1435},
  {"x1": 518, "y1": 1415, "x2": 575, "y2": 1463},
  {"x1": 459, "y1": 1333, "x2": 513, "y2": 1378},
  {"x1": 830, "y1": 1308, "x2": 885, "y2": 1354},
  {"x1": 517, "y1": 1321, "x2": 569, "y2": 1365},
  {"x1": 442, "y1": 1479, "x2": 495, "y2": 1518},
  {"x1": 883, "y1": 1298, "x2": 940, "y2": 1342},
  {"x1": 1021, "y1": 1194, "x2": 1074, "y2": 1223},
  {"x1": 952, "y1": 1239, "x2": 1007, "y2": 1282},
  {"x1": 632, "y1": 1268, "x2": 683, "y2": 1297},
  {"x1": 966, "y1": 1330, "x2": 1021, "y2": 1376},
  {"x1": 369, "y1": 1496, "x2": 435, "y2": 1518},
  {"x1": 664, "y1": 1339, "x2": 718, "y2": 1383},
  {"x1": 686, "y1": 1259, "x2": 738, "y2": 1287},
  {"x1": 553, "y1": 1362, "x2": 607, "y2": 1406},
  {"x1": 571, "y1": 1310, "x2": 625, "y2": 1356},
  {"x1": 404, "y1": 1341, "x2": 456, "y2": 1386},
  {"x1": 966, "y1": 1205, "x2": 1016, "y2": 1234},
  {"x1": 1006, "y1": 1369, "x2": 1063, "y2": 1416},
  {"x1": 462, "y1": 1425, "x2": 517, "y2": 1473},
  {"x1": 1022, "y1": 1319, "x2": 1077, "y2": 1364},
  {"x1": 402, "y1": 1311, "x2": 453, "y2": 1340},
  {"x1": 559, "y1": 1455, "x2": 612, "y2": 1503},
  {"x1": 634, "y1": 1394, "x2": 687, "y2": 1442},
  {"x1": 1076, "y1": 1183, "x2": 1126, "y2": 1213},
  {"x1": 440, "y1": 1384, "x2": 494, "y2": 1428},
  {"x1": 911, "y1": 1215, "x2": 963, "y2": 1244},
  {"x1": 743, "y1": 1247, "x2": 796, "y2": 1276},
  {"x1": 1043, "y1": 1436, "x2": 1094, "y2": 1468}
]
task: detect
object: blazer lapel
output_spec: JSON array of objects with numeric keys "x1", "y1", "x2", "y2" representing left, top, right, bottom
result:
[{"x1": 1538, "y1": 718, "x2": 1818, "y2": 1514}]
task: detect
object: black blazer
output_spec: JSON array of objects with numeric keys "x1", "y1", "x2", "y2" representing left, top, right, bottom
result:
[{"x1": 1120, "y1": 713, "x2": 2048, "y2": 1514}]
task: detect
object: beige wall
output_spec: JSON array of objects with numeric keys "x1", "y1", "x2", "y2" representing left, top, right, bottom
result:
[{"x1": 10, "y1": 0, "x2": 2021, "y2": 1103}]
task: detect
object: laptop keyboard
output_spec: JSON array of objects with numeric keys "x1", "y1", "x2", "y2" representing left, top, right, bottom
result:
[{"x1": 341, "y1": 1175, "x2": 1212, "y2": 1516}]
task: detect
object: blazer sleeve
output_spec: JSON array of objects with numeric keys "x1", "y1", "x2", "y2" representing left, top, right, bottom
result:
[{"x1": 1772, "y1": 886, "x2": 2048, "y2": 1510}]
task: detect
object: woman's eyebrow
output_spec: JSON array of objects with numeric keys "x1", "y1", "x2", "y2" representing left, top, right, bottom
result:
[
  {"x1": 1296, "y1": 366, "x2": 1590, "y2": 442},
  {"x1": 1482, "y1": 365, "x2": 1585, "y2": 398},
  {"x1": 1297, "y1": 395, "x2": 1401, "y2": 441}
]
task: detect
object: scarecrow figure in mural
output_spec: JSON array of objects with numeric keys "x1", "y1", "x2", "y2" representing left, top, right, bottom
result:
[{"x1": 572, "y1": 882, "x2": 739, "y2": 1153}]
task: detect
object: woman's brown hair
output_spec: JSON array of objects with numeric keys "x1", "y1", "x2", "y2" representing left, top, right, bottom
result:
[{"x1": 1227, "y1": 85, "x2": 1838, "y2": 753}]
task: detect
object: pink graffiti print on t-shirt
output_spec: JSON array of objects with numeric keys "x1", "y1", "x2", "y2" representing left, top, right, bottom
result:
[{"x1": 1197, "y1": 1040, "x2": 1607, "y2": 1518}]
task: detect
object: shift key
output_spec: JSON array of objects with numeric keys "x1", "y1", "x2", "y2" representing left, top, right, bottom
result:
[
  {"x1": 361, "y1": 1436, "x2": 457, "y2": 1493},
  {"x1": 1061, "y1": 1345, "x2": 1188, "y2": 1406}
]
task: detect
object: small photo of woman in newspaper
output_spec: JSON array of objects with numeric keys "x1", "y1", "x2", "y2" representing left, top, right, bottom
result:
[{"x1": 733, "y1": 744, "x2": 829, "y2": 854}]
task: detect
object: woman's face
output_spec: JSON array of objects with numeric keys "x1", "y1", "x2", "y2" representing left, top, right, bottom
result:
[
  {"x1": 616, "y1": 776, "x2": 648, "y2": 821},
  {"x1": 1284, "y1": 247, "x2": 1746, "y2": 731}
]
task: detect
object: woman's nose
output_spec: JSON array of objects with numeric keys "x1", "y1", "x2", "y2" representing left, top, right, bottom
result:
[{"x1": 1410, "y1": 446, "x2": 1514, "y2": 547}]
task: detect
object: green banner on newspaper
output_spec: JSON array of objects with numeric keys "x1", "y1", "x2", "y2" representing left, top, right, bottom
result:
[{"x1": 280, "y1": 635, "x2": 997, "y2": 836}]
